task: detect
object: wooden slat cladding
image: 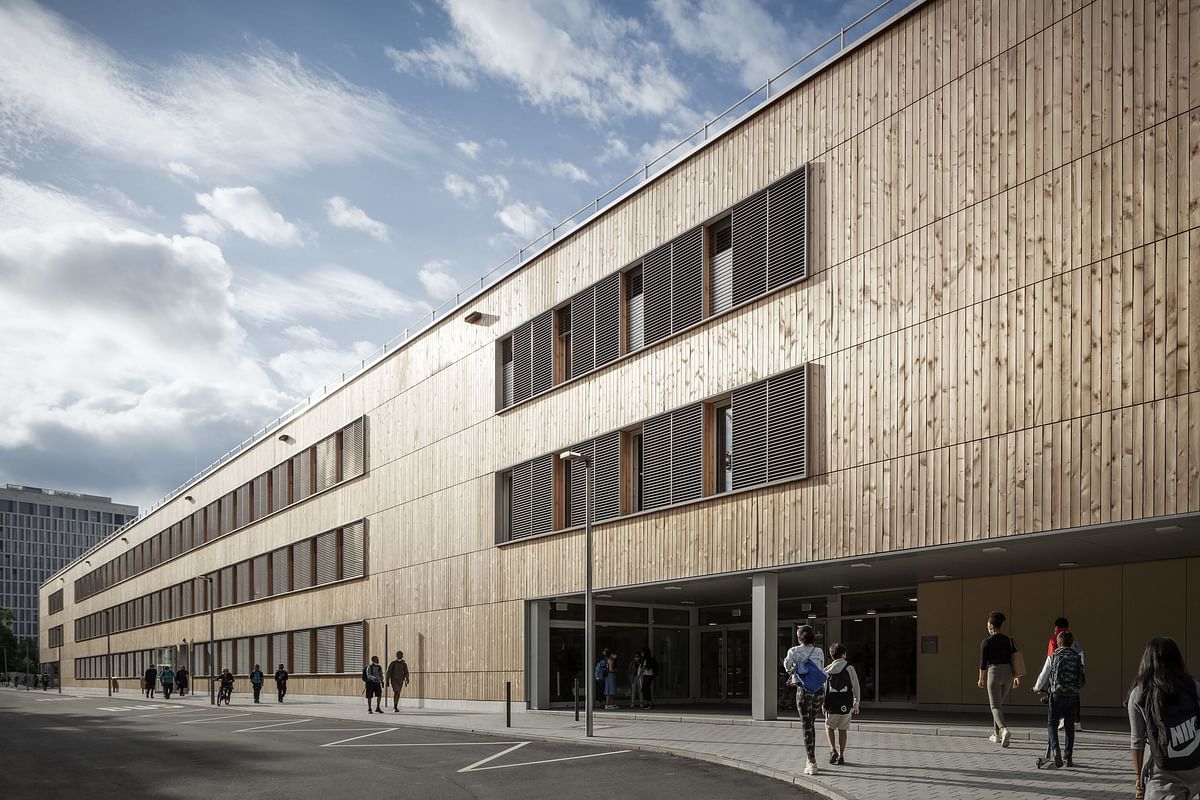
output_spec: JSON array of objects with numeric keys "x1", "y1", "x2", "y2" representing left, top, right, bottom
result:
[{"x1": 529, "y1": 311, "x2": 554, "y2": 396}]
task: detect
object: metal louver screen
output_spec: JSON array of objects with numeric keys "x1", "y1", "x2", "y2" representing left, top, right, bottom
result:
[
  {"x1": 253, "y1": 555, "x2": 268, "y2": 599},
  {"x1": 767, "y1": 166, "x2": 807, "y2": 288},
  {"x1": 341, "y1": 521, "x2": 365, "y2": 578},
  {"x1": 511, "y1": 324, "x2": 532, "y2": 403},
  {"x1": 253, "y1": 474, "x2": 269, "y2": 520},
  {"x1": 219, "y1": 640, "x2": 233, "y2": 673},
  {"x1": 627, "y1": 288, "x2": 645, "y2": 351},
  {"x1": 271, "y1": 547, "x2": 290, "y2": 594},
  {"x1": 221, "y1": 493, "x2": 235, "y2": 533},
  {"x1": 237, "y1": 638, "x2": 250, "y2": 674},
  {"x1": 502, "y1": 357, "x2": 514, "y2": 407},
  {"x1": 570, "y1": 288, "x2": 595, "y2": 377},
  {"x1": 236, "y1": 485, "x2": 250, "y2": 528},
  {"x1": 530, "y1": 311, "x2": 554, "y2": 395},
  {"x1": 316, "y1": 626, "x2": 337, "y2": 674},
  {"x1": 530, "y1": 453, "x2": 555, "y2": 536},
  {"x1": 181, "y1": 517, "x2": 193, "y2": 552},
  {"x1": 594, "y1": 273, "x2": 621, "y2": 366},
  {"x1": 732, "y1": 190, "x2": 769, "y2": 306},
  {"x1": 593, "y1": 431, "x2": 621, "y2": 521},
  {"x1": 293, "y1": 541, "x2": 313, "y2": 590},
  {"x1": 254, "y1": 636, "x2": 268, "y2": 671},
  {"x1": 509, "y1": 461, "x2": 533, "y2": 540},
  {"x1": 671, "y1": 227, "x2": 704, "y2": 332},
  {"x1": 273, "y1": 633, "x2": 289, "y2": 671},
  {"x1": 643, "y1": 243, "x2": 672, "y2": 346},
  {"x1": 182, "y1": 582, "x2": 193, "y2": 616},
  {"x1": 237, "y1": 562, "x2": 249, "y2": 604},
  {"x1": 220, "y1": 567, "x2": 234, "y2": 607},
  {"x1": 641, "y1": 413, "x2": 672, "y2": 510},
  {"x1": 315, "y1": 436, "x2": 338, "y2": 491},
  {"x1": 293, "y1": 451, "x2": 312, "y2": 501},
  {"x1": 732, "y1": 381, "x2": 769, "y2": 489},
  {"x1": 206, "y1": 502, "x2": 220, "y2": 541},
  {"x1": 568, "y1": 443, "x2": 592, "y2": 528},
  {"x1": 292, "y1": 632, "x2": 311, "y2": 674},
  {"x1": 767, "y1": 367, "x2": 808, "y2": 481},
  {"x1": 316, "y1": 531, "x2": 338, "y2": 584},
  {"x1": 342, "y1": 417, "x2": 366, "y2": 478},
  {"x1": 342, "y1": 622, "x2": 364, "y2": 673},
  {"x1": 272, "y1": 463, "x2": 289, "y2": 510},
  {"x1": 711, "y1": 229, "x2": 733, "y2": 314}
]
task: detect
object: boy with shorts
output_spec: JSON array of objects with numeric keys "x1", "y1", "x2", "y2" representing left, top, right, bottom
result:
[{"x1": 822, "y1": 643, "x2": 862, "y2": 765}]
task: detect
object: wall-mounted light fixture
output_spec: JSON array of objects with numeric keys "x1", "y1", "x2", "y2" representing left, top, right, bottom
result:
[
  {"x1": 278, "y1": 434, "x2": 293, "y2": 443},
  {"x1": 184, "y1": 495, "x2": 194, "y2": 503},
  {"x1": 463, "y1": 310, "x2": 484, "y2": 324}
]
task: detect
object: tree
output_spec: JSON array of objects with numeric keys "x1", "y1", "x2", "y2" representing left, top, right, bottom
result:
[{"x1": 0, "y1": 607, "x2": 38, "y2": 675}]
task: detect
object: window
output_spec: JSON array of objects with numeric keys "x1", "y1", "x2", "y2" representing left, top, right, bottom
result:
[
  {"x1": 715, "y1": 402, "x2": 733, "y2": 493},
  {"x1": 499, "y1": 336, "x2": 514, "y2": 406},
  {"x1": 710, "y1": 218, "x2": 733, "y2": 314},
  {"x1": 626, "y1": 266, "x2": 644, "y2": 352},
  {"x1": 628, "y1": 430, "x2": 644, "y2": 513},
  {"x1": 557, "y1": 306, "x2": 573, "y2": 381}
]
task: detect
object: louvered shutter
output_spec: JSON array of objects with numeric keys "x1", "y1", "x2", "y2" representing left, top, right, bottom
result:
[
  {"x1": 315, "y1": 436, "x2": 338, "y2": 491},
  {"x1": 732, "y1": 190, "x2": 768, "y2": 306},
  {"x1": 181, "y1": 516, "x2": 193, "y2": 553},
  {"x1": 531, "y1": 453, "x2": 555, "y2": 536},
  {"x1": 341, "y1": 521, "x2": 365, "y2": 579},
  {"x1": 292, "y1": 631, "x2": 311, "y2": 674},
  {"x1": 271, "y1": 547, "x2": 290, "y2": 594},
  {"x1": 181, "y1": 581, "x2": 193, "y2": 616},
  {"x1": 509, "y1": 461, "x2": 533, "y2": 540},
  {"x1": 641, "y1": 413, "x2": 672, "y2": 510},
  {"x1": 568, "y1": 443, "x2": 592, "y2": 528},
  {"x1": 220, "y1": 640, "x2": 233, "y2": 673},
  {"x1": 253, "y1": 555, "x2": 268, "y2": 599},
  {"x1": 711, "y1": 232, "x2": 733, "y2": 314},
  {"x1": 253, "y1": 474, "x2": 269, "y2": 520},
  {"x1": 293, "y1": 451, "x2": 312, "y2": 501},
  {"x1": 530, "y1": 311, "x2": 554, "y2": 395},
  {"x1": 767, "y1": 166, "x2": 808, "y2": 288},
  {"x1": 220, "y1": 566, "x2": 234, "y2": 607},
  {"x1": 342, "y1": 417, "x2": 366, "y2": 478},
  {"x1": 671, "y1": 227, "x2": 704, "y2": 332},
  {"x1": 293, "y1": 540, "x2": 313, "y2": 590},
  {"x1": 316, "y1": 626, "x2": 337, "y2": 674},
  {"x1": 237, "y1": 638, "x2": 250, "y2": 674},
  {"x1": 570, "y1": 289, "x2": 595, "y2": 377},
  {"x1": 594, "y1": 431, "x2": 621, "y2": 521},
  {"x1": 670, "y1": 405, "x2": 704, "y2": 502},
  {"x1": 316, "y1": 531, "x2": 337, "y2": 584},
  {"x1": 254, "y1": 636, "x2": 268, "y2": 671},
  {"x1": 627, "y1": 281, "x2": 645, "y2": 351},
  {"x1": 221, "y1": 493, "x2": 235, "y2": 533},
  {"x1": 643, "y1": 244, "x2": 672, "y2": 345},
  {"x1": 732, "y1": 381, "x2": 769, "y2": 490},
  {"x1": 767, "y1": 366, "x2": 808, "y2": 481},
  {"x1": 272, "y1": 463, "x2": 290, "y2": 510},
  {"x1": 594, "y1": 273, "x2": 621, "y2": 366},
  {"x1": 206, "y1": 502, "x2": 220, "y2": 541},
  {"x1": 236, "y1": 562, "x2": 249, "y2": 604},
  {"x1": 273, "y1": 633, "x2": 289, "y2": 671},
  {"x1": 234, "y1": 484, "x2": 249, "y2": 527},
  {"x1": 511, "y1": 324, "x2": 532, "y2": 403},
  {"x1": 342, "y1": 622, "x2": 364, "y2": 674},
  {"x1": 501, "y1": 340, "x2": 514, "y2": 407}
]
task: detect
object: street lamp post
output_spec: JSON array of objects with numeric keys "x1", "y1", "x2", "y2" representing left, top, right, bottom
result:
[
  {"x1": 199, "y1": 574, "x2": 215, "y2": 705},
  {"x1": 559, "y1": 450, "x2": 594, "y2": 738}
]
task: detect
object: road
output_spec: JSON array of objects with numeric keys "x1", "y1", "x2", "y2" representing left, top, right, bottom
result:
[{"x1": 0, "y1": 689, "x2": 816, "y2": 799}]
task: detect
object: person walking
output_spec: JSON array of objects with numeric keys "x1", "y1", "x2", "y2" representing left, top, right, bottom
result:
[
  {"x1": 1034, "y1": 631, "x2": 1085, "y2": 769},
  {"x1": 274, "y1": 663, "x2": 289, "y2": 703},
  {"x1": 386, "y1": 651, "x2": 410, "y2": 712},
  {"x1": 594, "y1": 648, "x2": 610, "y2": 709},
  {"x1": 822, "y1": 643, "x2": 862, "y2": 766},
  {"x1": 628, "y1": 652, "x2": 644, "y2": 709},
  {"x1": 977, "y1": 611, "x2": 1022, "y2": 747},
  {"x1": 175, "y1": 665, "x2": 188, "y2": 697},
  {"x1": 603, "y1": 650, "x2": 619, "y2": 709},
  {"x1": 1128, "y1": 637, "x2": 1200, "y2": 800},
  {"x1": 1042, "y1": 616, "x2": 1085, "y2": 732},
  {"x1": 362, "y1": 655, "x2": 384, "y2": 713},
  {"x1": 159, "y1": 665, "x2": 175, "y2": 700},
  {"x1": 40, "y1": 673, "x2": 49, "y2": 691},
  {"x1": 784, "y1": 624, "x2": 826, "y2": 776},
  {"x1": 640, "y1": 649, "x2": 657, "y2": 710},
  {"x1": 143, "y1": 665, "x2": 158, "y2": 699},
  {"x1": 249, "y1": 664, "x2": 265, "y2": 703}
]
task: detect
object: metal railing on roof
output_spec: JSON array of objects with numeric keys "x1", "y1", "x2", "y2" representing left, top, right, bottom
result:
[{"x1": 49, "y1": 0, "x2": 923, "y2": 586}]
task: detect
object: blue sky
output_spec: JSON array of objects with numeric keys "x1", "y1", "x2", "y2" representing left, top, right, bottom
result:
[{"x1": 0, "y1": 0, "x2": 880, "y2": 509}]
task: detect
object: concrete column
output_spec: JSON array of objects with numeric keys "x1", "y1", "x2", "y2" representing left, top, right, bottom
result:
[
  {"x1": 751, "y1": 572, "x2": 779, "y2": 721},
  {"x1": 527, "y1": 600, "x2": 551, "y2": 709}
]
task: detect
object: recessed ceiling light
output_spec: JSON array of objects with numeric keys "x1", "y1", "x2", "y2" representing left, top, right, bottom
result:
[
  {"x1": 664, "y1": 585, "x2": 683, "y2": 591},
  {"x1": 832, "y1": 584, "x2": 850, "y2": 590},
  {"x1": 596, "y1": 594, "x2": 612, "y2": 599},
  {"x1": 680, "y1": 600, "x2": 696, "y2": 605},
  {"x1": 1058, "y1": 561, "x2": 1079, "y2": 568},
  {"x1": 807, "y1": 613, "x2": 817, "y2": 619},
  {"x1": 866, "y1": 610, "x2": 876, "y2": 615},
  {"x1": 853, "y1": 618, "x2": 864, "y2": 623},
  {"x1": 1156, "y1": 525, "x2": 1184, "y2": 533},
  {"x1": 707, "y1": 622, "x2": 717, "y2": 626},
  {"x1": 933, "y1": 574, "x2": 953, "y2": 580},
  {"x1": 850, "y1": 563, "x2": 872, "y2": 569},
  {"x1": 981, "y1": 546, "x2": 1006, "y2": 553}
]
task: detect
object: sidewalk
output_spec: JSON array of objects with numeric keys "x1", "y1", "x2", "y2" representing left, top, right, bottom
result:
[{"x1": 64, "y1": 688, "x2": 1133, "y2": 800}]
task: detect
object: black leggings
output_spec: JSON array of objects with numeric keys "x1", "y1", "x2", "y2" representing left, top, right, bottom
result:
[{"x1": 796, "y1": 690, "x2": 822, "y2": 760}]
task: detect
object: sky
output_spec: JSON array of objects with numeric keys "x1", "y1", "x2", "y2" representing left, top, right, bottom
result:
[{"x1": 0, "y1": 0, "x2": 882, "y2": 511}]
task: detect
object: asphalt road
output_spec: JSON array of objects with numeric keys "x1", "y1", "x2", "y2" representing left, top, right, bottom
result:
[{"x1": 0, "y1": 689, "x2": 816, "y2": 799}]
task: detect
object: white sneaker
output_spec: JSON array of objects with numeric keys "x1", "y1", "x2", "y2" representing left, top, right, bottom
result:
[
  {"x1": 988, "y1": 734, "x2": 999, "y2": 744},
  {"x1": 1058, "y1": 718, "x2": 1066, "y2": 731},
  {"x1": 1000, "y1": 727, "x2": 1011, "y2": 748},
  {"x1": 803, "y1": 761, "x2": 818, "y2": 776}
]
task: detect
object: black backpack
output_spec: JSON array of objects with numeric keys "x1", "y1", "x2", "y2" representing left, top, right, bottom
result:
[
  {"x1": 1145, "y1": 689, "x2": 1200, "y2": 772},
  {"x1": 1049, "y1": 648, "x2": 1085, "y2": 696},
  {"x1": 823, "y1": 667, "x2": 854, "y2": 714}
]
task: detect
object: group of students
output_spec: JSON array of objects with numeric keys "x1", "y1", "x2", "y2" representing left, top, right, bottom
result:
[
  {"x1": 360, "y1": 651, "x2": 411, "y2": 713},
  {"x1": 142, "y1": 664, "x2": 187, "y2": 699},
  {"x1": 594, "y1": 648, "x2": 658, "y2": 710},
  {"x1": 142, "y1": 663, "x2": 290, "y2": 703},
  {"x1": 783, "y1": 624, "x2": 862, "y2": 776}
]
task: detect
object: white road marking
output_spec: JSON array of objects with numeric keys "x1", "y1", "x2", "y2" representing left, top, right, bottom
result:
[
  {"x1": 179, "y1": 713, "x2": 252, "y2": 724},
  {"x1": 138, "y1": 709, "x2": 211, "y2": 718},
  {"x1": 462, "y1": 749, "x2": 632, "y2": 772},
  {"x1": 95, "y1": 705, "x2": 165, "y2": 711},
  {"x1": 331, "y1": 741, "x2": 530, "y2": 748},
  {"x1": 457, "y1": 741, "x2": 530, "y2": 772},
  {"x1": 320, "y1": 728, "x2": 397, "y2": 747},
  {"x1": 232, "y1": 718, "x2": 313, "y2": 733}
]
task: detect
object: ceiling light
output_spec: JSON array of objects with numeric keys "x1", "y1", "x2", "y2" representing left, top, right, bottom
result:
[
  {"x1": 1058, "y1": 561, "x2": 1079, "y2": 568},
  {"x1": 832, "y1": 584, "x2": 850, "y2": 590},
  {"x1": 850, "y1": 563, "x2": 872, "y2": 569},
  {"x1": 933, "y1": 574, "x2": 953, "y2": 580},
  {"x1": 807, "y1": 613, "x2": 817, "y2": 619},
  {"x1": 680, "y1": 600, "x2": 696, "y2": 605},
  {"x1": 596, "y1": 594, "x2": 612, "y2": 599},
  {"x1": 853, "y1": 618, "x2": 864, "y2": 623},
  {"x1": 707, "y1": 622, "x2": 717, "y2": 626},
  {"x1": 664, "y1": 586, "x2": 683, "y2": 591},
  {"x1": 1156, "y1": 525, "x2": 1184, "y2": 533},
  {"x1": 908, "y1": 597, "x2": 918, "y2": 603},
  {"x1": 981, "y1": 546, "x2": 1006, "y2": 553},
  {"x1": 866, "y1": 610, "x2": 877, "y2": 615}
]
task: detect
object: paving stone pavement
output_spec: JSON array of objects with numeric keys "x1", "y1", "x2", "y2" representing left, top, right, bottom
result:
[{"x1": 61, "y1": 688, "x2": 1135, "y2": 799}]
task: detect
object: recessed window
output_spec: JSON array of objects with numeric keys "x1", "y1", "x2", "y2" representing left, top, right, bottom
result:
[
  {"x1": 710, "y1": 218, "x2": 733, "y2": 315},
  {"x1": 500, "y1": 336, "x2": 514, "y2": 407},
  {"x1": 627, "y1": 430, "x2": 644, "y2": 513},
  {"x1": 715, "y1": 402, "x2": 733, "y2": 493},
  {"x1": 626, "y1": 265, "x2": 644, "y2": 352},
  {"x1": 557, "y1": 305, "x2": 573, "y2": 381}
]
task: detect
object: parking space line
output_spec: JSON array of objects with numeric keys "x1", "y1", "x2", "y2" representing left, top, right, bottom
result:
[
  {"x1": 139, "y1": 709, "x2": 212, "y2": 718},
  {"x1": 320, "y1": 728, "x2": 397, "y2": 747},
  {"x1": 179, "y1": 713, "x2": 252, "y2": 724},
  {"x1": 462, "y1": 749, "x2": 632, "y2": 772},
  {"x1": 457, "y1": 741, "x2": 529, "y2": 772},
  {"x1": 233, "y1": 718, "x2": 313, "y2": 733},
  {"x1": 333, "y1": 741, "x2": 530, "y2": 748}
]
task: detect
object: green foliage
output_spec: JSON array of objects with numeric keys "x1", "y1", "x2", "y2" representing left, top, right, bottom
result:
[{"x1": 0, "y1": 607, "x2": 40, "y2": 675}]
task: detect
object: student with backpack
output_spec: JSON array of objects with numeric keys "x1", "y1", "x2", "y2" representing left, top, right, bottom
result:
[
  {"x1": 822, "y1": 643, "x2": 861, "y2": 766},
  {"x1": 1128, "y1": 637, "x2": 1200, "y2": 800},
  {"x1": 1034, "y1": 631, "x2": 1085, "y2": 769},
  {"x1": 640, "y1": 649, "x2": 657, "y2": 710},
  {"x1": 784, "y1": 624, "x2": 826, "y2": 776},
  {"x1": 1042, "y1": 616, "x2": 1085, "y2": 732},
  {"x1": 362, "y1": 655, "x2": 384, "y2": 713},
  {"x1": 594, "y1": 648, "x2": 610, "y2": 709}
]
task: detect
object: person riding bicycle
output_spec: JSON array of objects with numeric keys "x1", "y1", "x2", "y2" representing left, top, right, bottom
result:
[{"x1": 218, "y1": 669, "x2": 234, "y2": 705}]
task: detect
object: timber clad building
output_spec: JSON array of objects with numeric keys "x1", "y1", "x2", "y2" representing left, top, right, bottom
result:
[{"x1": 41, "y1": 0, "x2": 1200, "y2": 717}]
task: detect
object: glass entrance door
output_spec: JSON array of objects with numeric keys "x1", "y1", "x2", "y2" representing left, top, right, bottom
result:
[
  {"x1": 699, "y1": 626, "x2": 751, "y2": 701},
  {"x1": 837, "y1": 613, "x2": 918, "y2": 705}
]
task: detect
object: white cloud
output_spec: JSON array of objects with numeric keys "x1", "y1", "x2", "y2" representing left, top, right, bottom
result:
[
  {"x1": 456, "y1": 140, "x2": 482, "y2": 159},
  {"x1": 653, "y1": 0, "x2": 796, "y2": 90},
  {"x1": 416, "y1": 259, "x2": 459, "y2": 301},
  {"x1": 325, "y1": 196, "x2": 389, "y2": 242},
  {"x1": 495, "y1": 201, "x2": 554, "y2": 239},
  {"x1": 182, "y1": 212, "x2": 227, "y2": 240},
  {"x1": 192, "y1": 186, "x2": 304, "y2": 247},
  {"x1": 549, "y1": 159, "x2": 592, "y2": 183},
  {"x1": 387, "y1": 0, "x2": 690, "y2": 122},
  {"x1": 233, "y1": 265, "x2": 427, "y2": 325},
  {"x1": 479, "y1": 174, "x2": 508, "y2": 203},
  {"x1": 0, "y1": 1, "x2": 429, "y2": 178},
  {"x1": 268, "y1": 327, "x2": 378, "y2": 396},
  {"x1": 166, "y1": 161, "x2": 199, "y2": 181},
  {"x1": 598, "y1": 136, "x2": 630, "y2": 164},
  {"x1": 93, "y1": 185, "x2": 156, "y2": 219},
  {"x1": 442, "y1": 172, "x2": 477, "y2": 203},
  {"x1": 0, "y1": 175, "x2": 131, "y2": 230}
]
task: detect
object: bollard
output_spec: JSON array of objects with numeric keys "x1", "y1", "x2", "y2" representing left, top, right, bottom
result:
[
  {"x1": 574, "y1": 677, "x2": 579, "y2": 722},
  {"x1": 505, "y1": 681, "x2": 512, "y2": 728}
]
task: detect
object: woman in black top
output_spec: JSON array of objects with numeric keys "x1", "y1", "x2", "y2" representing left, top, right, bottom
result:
[{"x1": 977, "y1": 611, "x2": 1020, "y2": 747}]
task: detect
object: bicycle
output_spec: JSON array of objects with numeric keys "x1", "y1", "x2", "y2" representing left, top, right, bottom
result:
[{"x1": 217, "y1": 683, "x2": 232, "y2": 705}]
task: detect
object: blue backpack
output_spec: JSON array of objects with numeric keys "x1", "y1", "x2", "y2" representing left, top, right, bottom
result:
[
  {"x1": 793, "y1": 649, "x2": 827, "y2": 694},
  {"x1": 594, "y1": 658, "x2": 607, "y2": 681}
]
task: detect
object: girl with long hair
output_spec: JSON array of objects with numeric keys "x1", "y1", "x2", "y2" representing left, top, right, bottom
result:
[{"x1": 1127, "y1": 637, "x2": 1200, "y2": 799}]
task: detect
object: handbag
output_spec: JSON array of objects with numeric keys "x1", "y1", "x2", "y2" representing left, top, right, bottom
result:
[{"x1": 1010, "y1": 639, "x2": 1026, "y2": 678}]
